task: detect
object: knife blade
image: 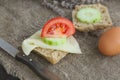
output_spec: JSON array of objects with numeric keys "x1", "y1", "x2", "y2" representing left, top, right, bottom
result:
[{"x1": 0, "y1": 38, "x2": 61, "y2": 80}]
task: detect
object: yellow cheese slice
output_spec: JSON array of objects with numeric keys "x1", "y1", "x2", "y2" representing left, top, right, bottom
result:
[{"x1": 22, "y1": 30, "x2": 82, "y2": 55}]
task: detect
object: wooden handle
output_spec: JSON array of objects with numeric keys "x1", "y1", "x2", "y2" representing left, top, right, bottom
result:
[{"x1": 16, "y1": 53, "x2": 61, "y2": 80}]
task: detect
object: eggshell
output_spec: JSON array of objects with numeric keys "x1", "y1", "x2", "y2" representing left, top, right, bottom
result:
[{"x1": 98, "y1": 27, "x2": 120, "y2": 56}]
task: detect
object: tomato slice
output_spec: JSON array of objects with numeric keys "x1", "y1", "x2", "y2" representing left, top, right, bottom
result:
[{"x1": 41, "y1": 17, "x2": 75, "y2": 38}]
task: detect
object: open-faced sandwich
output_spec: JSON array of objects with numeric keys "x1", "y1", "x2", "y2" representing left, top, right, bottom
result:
[
  {"x1": 72, "y1": 4, "x2": 113, "y2": 32},
  {"x1": 22, "y1": 17, "x2": 81, "y2": 64}
]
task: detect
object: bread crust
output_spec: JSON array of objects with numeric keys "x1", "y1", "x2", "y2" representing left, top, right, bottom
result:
[
  {"x1": 34, "y1": 47, "x2": 68, "y2": 64},
  {"x1": 72, "y1": 4, "x2": 113, "y2": 32}
]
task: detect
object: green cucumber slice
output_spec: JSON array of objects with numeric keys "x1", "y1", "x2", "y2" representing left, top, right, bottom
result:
[
  {"x1": 42, "y1": 37, "x2": 67, "y2": 46},
  {"x1": 76, "y1": 8, "x2": 101, "y2": 23}
]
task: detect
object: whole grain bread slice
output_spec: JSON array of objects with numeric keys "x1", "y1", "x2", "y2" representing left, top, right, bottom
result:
[
  {"x1": 72, "y1": 4, "x2": 113, "y2": 32},
  {"x1": 34, "y1": 47, "x2": 68, "y2": 64}
]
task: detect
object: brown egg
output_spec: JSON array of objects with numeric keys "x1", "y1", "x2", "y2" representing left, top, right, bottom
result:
[{"x1": 98, "y1": 27, "x2": 120, "y2": 56}]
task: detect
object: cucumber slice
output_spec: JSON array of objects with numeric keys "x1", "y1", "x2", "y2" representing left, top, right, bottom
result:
[
  {"x1": 42, "y1": 37, "x2": 67, "y2": 46},
  {"x1": 76, "y1": 8, "x2": 101, "y2": 23}
]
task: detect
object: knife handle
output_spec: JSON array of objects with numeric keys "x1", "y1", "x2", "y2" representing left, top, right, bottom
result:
[{"x1": 15, "y1": 53, "x2": 61, "y2": 80}]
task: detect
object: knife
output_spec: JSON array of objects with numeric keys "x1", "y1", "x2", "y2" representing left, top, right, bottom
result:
[{"x1": 0, "y1": 38, "x2": 61, "y2": 80}]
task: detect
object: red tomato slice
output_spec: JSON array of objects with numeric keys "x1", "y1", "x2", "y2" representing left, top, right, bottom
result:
[{"x1": 41, "y1": 17, "x2": 75, "y2": 38}]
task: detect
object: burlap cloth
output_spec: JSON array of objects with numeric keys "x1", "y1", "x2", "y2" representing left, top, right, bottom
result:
[{"x1": 0, "y1": 0, "x2": 120, "y2": 80}]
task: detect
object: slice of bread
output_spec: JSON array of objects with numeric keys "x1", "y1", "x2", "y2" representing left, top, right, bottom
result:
[
  {"x1": 72, "y1": 4, "x2": 113, "y2": 32},
  {"x1": 34, "y1": 47, "x2": 68, "y2": 64}
]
